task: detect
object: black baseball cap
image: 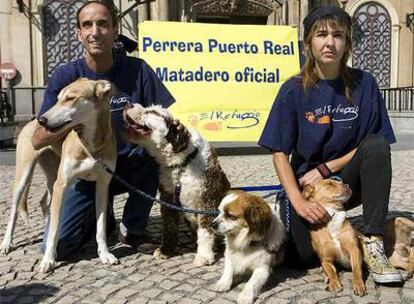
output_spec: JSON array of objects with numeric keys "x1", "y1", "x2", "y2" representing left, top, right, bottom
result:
[{"x1": 303, "y1": 6, "x2": 352, "y2": 39}]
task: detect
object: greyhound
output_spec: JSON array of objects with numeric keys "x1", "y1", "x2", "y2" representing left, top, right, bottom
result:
[{"x1": 0, "y1": 78, "x2": 118, "y2": 273}]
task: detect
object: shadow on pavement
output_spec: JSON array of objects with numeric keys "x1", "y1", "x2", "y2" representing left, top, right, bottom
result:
[
  {"x1": 263, "y1": 267, "x2": 308, "y2": 291},
  {"x1": 9, "y1": 237, "x2": 43, "y2": 253},
  {"x1": 53, "y1": 214, "x2": 201, "y2": 267},
  {"x1": 0, "y1": 282, "x2": 59, "y2": 304}
]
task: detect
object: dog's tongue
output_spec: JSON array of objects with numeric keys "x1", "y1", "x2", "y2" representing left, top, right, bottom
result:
[
  {"x1": 125, "y1": 113, "x2": 138, "y2": 127},
  {"x1": 124, "y1": 118, "x2": 151, "y2": 136},
  {"x1": 125, "y1": 122, "x2": 142, "y2": 133}
]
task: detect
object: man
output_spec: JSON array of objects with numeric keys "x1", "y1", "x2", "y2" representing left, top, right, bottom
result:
[{"x1": 33, "y1": 0, "x2": 174, "y2": 259}]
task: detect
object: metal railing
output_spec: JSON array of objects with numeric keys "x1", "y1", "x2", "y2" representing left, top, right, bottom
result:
[
  {"x1": 380, "y1": 87, "x2": 414, "y2": 112},
  {"x1": 1, "y1": 86, "x2": 46, "y2": 122},
  {"x1": 0, "y1": 91, "x2": 13, "y2": 123},
  {"x1": 1, "y1": 85, "x2": 414, "y2": 123}
]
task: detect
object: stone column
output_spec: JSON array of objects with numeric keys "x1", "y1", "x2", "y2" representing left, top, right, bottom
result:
[
  {"x1": 300, "y1": 0, "x2": 309, "y2": 40},
  {"x1": 178, "y1": 0, "x2": 187, "y2": 22},
  {"x1": 282, "y1": 0, "x2": 288, "y2": 25},
  {"x1": 391, "y1": 24, "x2": 401, "y2": 87},
  {"x1": 138, "y1": 0, "x2": 149, "y2": 22},
  {"x1": 150, "y1": 0, "x2": 169, "y2": 21}
]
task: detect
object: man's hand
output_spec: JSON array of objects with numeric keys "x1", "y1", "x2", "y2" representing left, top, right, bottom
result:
[
  {"x1": 293, "y1": 198, "x2": 330, "y2": 225},
  {"x1": 298, "y1": 168, "x2": 323, "y2": 187},
  {"x1": 31, "y1": 120, "x2": 71, "y2": 150}
]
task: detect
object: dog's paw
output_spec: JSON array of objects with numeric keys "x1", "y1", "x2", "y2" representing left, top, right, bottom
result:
[
  {"x1": 237, "y1": 290, "x2": 255, "y2": 304},
  {"x1": 38, "y1": 258, "x2": 56, "y2": 273},
  {"x1": 153, "y1": 247, "x2": 170, "y2": 260},
  {"x1": 214, "y1": 278, "x2": 232, "y2": 292},
  {"x1": 193, "y1": 253, "x2": 215, "y2": 266},
  {"x1": 99, "y1": 252, "x2": 119, "y2": 265},
  {"x1": 0, "y1": 241, "x2": 12, "y2": 254},
  {"x1": 327, "y1": 279, "x2": 343, "y2": 294},
  {"x1": 352, "y1": 280, "x2": 366, "y2": 297}
]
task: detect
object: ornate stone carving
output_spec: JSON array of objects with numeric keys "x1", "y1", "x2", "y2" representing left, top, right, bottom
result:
[
  {"x1": 42, "y1": 0, "x2": 84, "y2": 81},
  {"x1": 189, "y1": 0, "x2": 277, "y2": 17}
]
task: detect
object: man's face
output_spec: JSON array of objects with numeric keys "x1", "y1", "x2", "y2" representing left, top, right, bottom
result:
[{"x1": 77, "y1": 3, "x2": 118, "y2": 58}]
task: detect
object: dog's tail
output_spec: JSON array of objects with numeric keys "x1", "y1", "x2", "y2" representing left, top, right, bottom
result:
[
  {"x1": 16, "y1": 158, "x2": 54, "y2": 223},
  {"x1": 14, "y1": 162, "x2": 37, "y2": 224},
  {"x1": 13, "y1": 121, "x2": 42, "y2": 223}
]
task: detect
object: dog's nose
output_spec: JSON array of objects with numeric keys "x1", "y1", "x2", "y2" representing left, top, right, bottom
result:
[
  {"x1": 211, "y1": 220, "x2": 218, "y2": 230},
  {"x1": 38, "y1": 116, "x2": 48, "y2": 127}
]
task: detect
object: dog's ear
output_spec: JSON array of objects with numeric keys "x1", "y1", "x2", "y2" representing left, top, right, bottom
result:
[
  {"x1": 94, "y1": 80, "x2": 114, "y2": 99},
  {"x1": 166, "y1": 120, "x2": 189, "y2": 153},
  {"x1": 302, "y1": 185, "x2": 315, "y2": 199},
  {"x1": 244, "y1": 204, "x2": 271, "y2": 237},
  {"x1": 57, "y1": 86, "x2": 68, "y2": 100}
]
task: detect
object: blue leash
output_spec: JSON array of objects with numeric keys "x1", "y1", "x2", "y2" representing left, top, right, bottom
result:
[
  {"x1": 232, "y1": 185, "x2": 284, "y2": 199},
  {"x1": 233, "y1": 185, "x2": 291, "y2": 239},
  {"x1": 233, "y1": 185, "x2": 284, "y2": 192},
  {"x1": 96, "y1": 157, "x2": 290, "y2": 224}
]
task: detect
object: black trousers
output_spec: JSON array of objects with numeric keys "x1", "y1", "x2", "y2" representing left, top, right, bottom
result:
[{"x1": 281, "y1": 134, "x2": 392, "y2": 268}]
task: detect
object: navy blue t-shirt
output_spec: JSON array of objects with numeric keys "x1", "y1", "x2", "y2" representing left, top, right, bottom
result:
[
  {"x1": 258, "y1": 69, "x2": 395, "y2": 178},
  {"x1": 39, "y1": 56, "x2": 175, "y2": 157}
]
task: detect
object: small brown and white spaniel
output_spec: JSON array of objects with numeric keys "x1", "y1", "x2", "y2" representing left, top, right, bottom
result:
[
  {"x1": 212, "y1": 190, "x2": 285, "y2": 304},
  {"x1": 123, "y1": 104, "x2": 230, "y2": 266}
]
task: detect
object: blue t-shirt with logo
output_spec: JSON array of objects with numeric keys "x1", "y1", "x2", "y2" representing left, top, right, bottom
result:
[
  {"x1": 258, "y1": 69, "x2": 395, "y2": 178},
  {"x1": 38, "y1": 56, "x2": 175, "y2": 157}
]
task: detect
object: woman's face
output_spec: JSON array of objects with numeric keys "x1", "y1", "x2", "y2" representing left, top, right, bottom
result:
[{"x1": 310, "y1": 22, "x2": 347, "y2": 68}]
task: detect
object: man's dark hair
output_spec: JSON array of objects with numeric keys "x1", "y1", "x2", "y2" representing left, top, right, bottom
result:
[{"x1": 76, "y1": 0, "x2": 118, "y2": 29}]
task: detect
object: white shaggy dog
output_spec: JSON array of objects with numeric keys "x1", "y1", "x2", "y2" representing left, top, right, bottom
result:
[
  {"x1": 122, "y1": 103, "x2": 230, "y2": 266},
  {"x1": 212, "y1": 190, "x2": 285, "y2": 304}
]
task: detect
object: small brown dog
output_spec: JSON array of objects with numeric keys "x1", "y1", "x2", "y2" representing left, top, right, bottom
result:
[
  {"x1": 302, "y1": 179, "x2": 366, "y2": 296},
  {"x1": 384, "y1": 216, "x2": 414, "y2": 277}
]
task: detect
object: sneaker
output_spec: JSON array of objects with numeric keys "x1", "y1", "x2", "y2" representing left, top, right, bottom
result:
[
  {"x1": 118, "y1": 231, "x2": 154, "y2": 247},
  {"x1": 117, "y1": 231, "x2": 158, "y2": 254},
  {"x1": 359, "y1": 235, "x2": 403, "y2": 284}
]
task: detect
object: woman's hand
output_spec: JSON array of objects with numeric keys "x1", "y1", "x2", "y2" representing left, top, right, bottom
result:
[
  {"x1": 298, "y1": 168, "x2": 323, "y2": 187},
  {"x1": 293, "y1": 198, "x2": 331, "y2": 224},
  {"x1": 272, "y1": 152, "x2": 330, "y2": 224}
]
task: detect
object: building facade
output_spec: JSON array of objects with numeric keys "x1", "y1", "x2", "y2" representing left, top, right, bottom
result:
[{"x1": 0, "y1": 0, "x2": 413, "y2": 121}]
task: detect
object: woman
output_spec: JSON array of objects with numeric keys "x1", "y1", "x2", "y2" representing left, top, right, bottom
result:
[{"x1": 258, "y1": 6, "x2": 403, "y2": 284}]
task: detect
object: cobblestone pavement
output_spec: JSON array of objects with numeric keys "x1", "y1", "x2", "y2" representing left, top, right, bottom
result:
[{"x1": 1, "y1": 150, "x2": 414, "y2": 304}]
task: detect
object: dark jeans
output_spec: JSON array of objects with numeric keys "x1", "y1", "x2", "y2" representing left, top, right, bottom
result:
[
  {"x1": 281, "y1": 134, "x2": 392, "y2": 268},
  {"x1": 41, "y1": 154, "x2": 159, "y2": 260}
]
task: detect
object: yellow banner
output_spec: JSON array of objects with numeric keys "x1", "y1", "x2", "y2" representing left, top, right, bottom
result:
[{"x1": 139, "y1": 21, "x2": 299, "y2": 142}]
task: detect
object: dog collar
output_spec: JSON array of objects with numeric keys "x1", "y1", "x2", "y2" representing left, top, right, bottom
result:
[
  {"x1": 168, "y1": 147, "x2": 199, "y2": 169},
  {"x1": 170, "y1": 147, "x2": 199, "y2": 205},
  {"x1": 249, "y1": 240, "x2": 285, "y2": 255},
  {"x1": 181, "y1": 147, "x2": 199, "y2": 168},
  {"x1": 325, "y1": 206, "x2": 345, "y2": 217},
  {"x1": 249, "y1": 240, "x2": 262, "y2": 248}
]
